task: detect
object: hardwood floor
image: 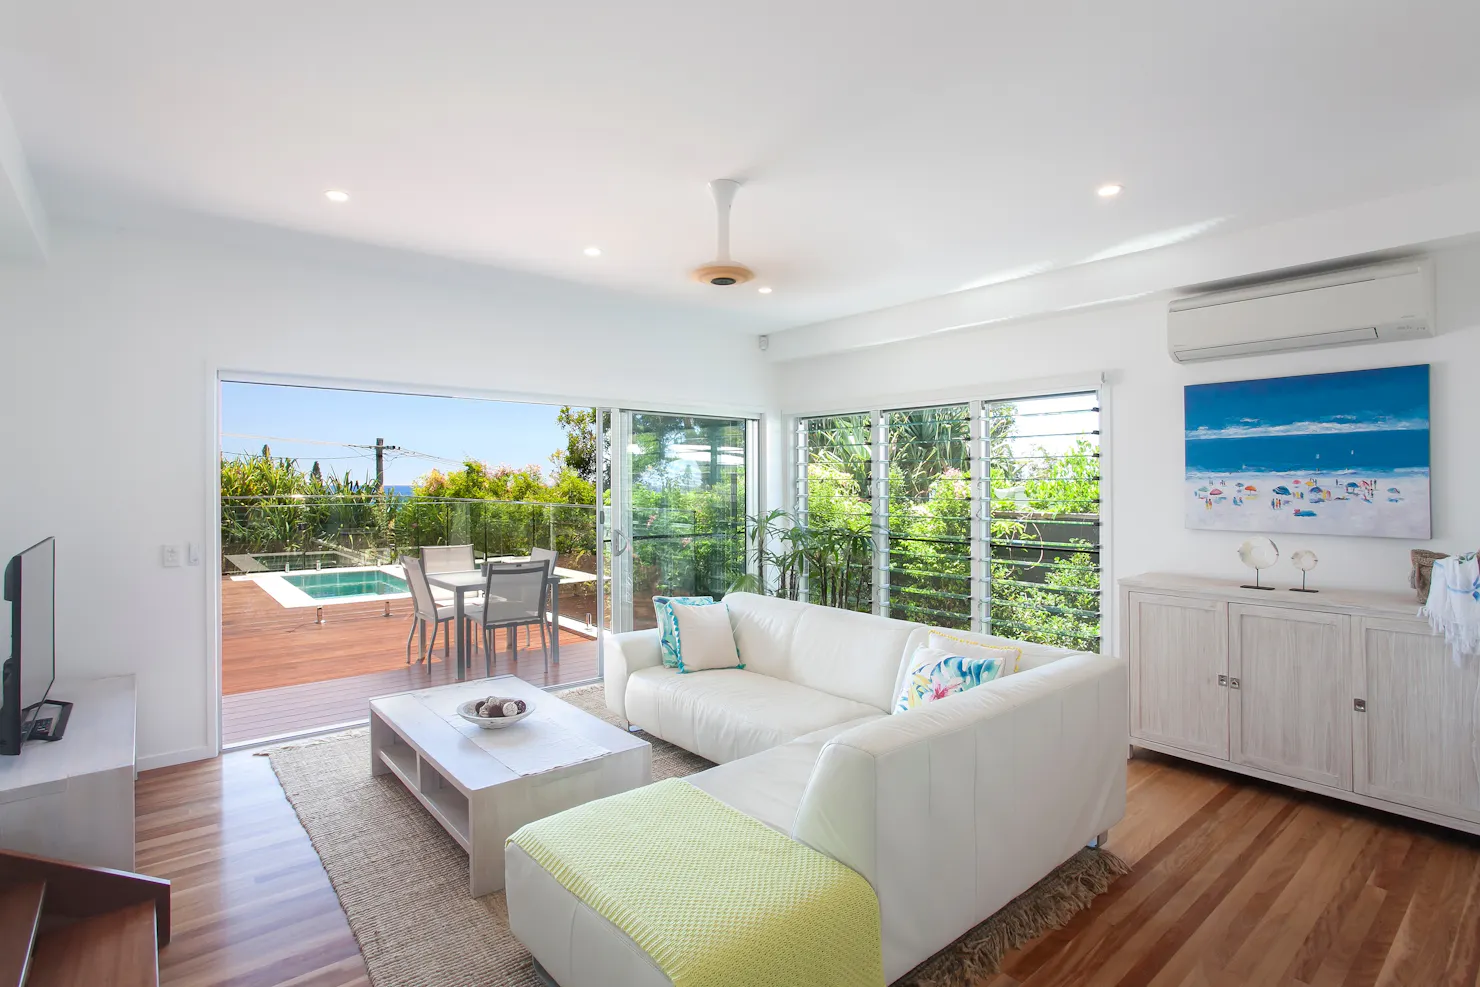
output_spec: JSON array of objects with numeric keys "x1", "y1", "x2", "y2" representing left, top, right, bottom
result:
[
  {"x1": 137, "y1": 752, "x2": 369, "y2": 987},
  {"x1": 137, "y1": 748, "x2": 1480, "y2": 987}
]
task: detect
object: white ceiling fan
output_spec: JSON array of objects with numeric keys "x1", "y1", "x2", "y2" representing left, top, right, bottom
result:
[{"x1": 691, "y1": 179, "x2": 755, "y2": 287}]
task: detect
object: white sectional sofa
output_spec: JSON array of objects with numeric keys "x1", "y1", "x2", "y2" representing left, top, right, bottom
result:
[{"x1": 506, "y1": 592, "x2": 1128, "y2": 986}]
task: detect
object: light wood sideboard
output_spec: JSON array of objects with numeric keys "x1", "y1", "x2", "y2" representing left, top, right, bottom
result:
[{"x1": 1120, "y1": 573, "x2": 1480, "y2": 835}]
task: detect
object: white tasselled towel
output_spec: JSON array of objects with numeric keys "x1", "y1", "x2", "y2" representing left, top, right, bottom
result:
[{"x1": 1421, "y1": 552, "x2": 1480, "y2": 663}]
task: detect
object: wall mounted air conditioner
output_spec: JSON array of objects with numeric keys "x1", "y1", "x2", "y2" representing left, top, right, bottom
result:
[{"x1": 1167, "y1": 260, "x2": 1433, "y2": 364}]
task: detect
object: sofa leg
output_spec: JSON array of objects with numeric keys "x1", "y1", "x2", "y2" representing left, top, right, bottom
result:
[
  {"x1": 1092, "y1": 830, "x2": 1110, "y2": 848},
  {"x1": 531, "y1": 959, "x2": 559, "y2": 987}
]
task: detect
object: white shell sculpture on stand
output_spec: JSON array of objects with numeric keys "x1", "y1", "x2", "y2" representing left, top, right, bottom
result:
[
  {"x1": 1238, "y1": 536, "x2": 1279, "y2": 590},
  {"x1": 1290, "y1": 549, "x2": 1319, "y2": 593}
]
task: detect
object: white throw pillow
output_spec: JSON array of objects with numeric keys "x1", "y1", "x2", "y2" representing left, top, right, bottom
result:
[{"x1": 670, "y1": 600, "x2": 743, "y2": 673}]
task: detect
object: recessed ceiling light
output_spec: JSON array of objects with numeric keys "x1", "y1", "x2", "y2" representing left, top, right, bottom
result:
[
  {"x1": 1096, "y1": 183, "x2": 1123, "y2": 198},
  {"x1": 324, "y1": 189, "x2": 350, "y2": 203},
  {"x1": 583, "y1": 246, "x2": 602, "y2": 257},
  {"x1": 757, "y1": 286, "x2": 773, "y2": 294}
]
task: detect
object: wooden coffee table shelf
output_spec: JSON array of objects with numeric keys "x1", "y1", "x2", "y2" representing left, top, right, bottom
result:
[{"x1": 369, "y1": 676, "x2": 650, "y2": 895}]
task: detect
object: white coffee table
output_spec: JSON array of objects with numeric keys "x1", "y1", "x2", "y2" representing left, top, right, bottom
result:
[{"x1": 369, "y1": 676, "x2": 651, "y2": 896}]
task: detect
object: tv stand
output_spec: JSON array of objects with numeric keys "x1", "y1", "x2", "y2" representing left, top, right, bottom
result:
[
  {"x1": 27, "y1": 698, "x2": 72, "y2": 742},
  {"x1": 0, "y1": 676, "x2": 136, "y2": 870}
]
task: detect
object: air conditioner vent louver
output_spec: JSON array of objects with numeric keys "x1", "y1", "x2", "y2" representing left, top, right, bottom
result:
[{"x1": 1167, "y1": 260, "x2": 1432, "y2": 363}]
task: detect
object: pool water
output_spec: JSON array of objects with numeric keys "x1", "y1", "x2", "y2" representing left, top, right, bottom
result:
[{"x1": 281, "y1": 570, "x2": 408, "y2": 601}]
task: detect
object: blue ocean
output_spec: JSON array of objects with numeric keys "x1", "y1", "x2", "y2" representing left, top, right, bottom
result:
[
  {"x1": 1183, "y1": 365, "x2": 1431, "y2": 539},
  {"x1": 1185, "y1": 428, "x2": 1428, "y2": 475}
]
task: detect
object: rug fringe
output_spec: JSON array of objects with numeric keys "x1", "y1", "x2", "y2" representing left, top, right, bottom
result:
[{"x1": 897, "y1": 847, "x2": 1131, "y2": 986}]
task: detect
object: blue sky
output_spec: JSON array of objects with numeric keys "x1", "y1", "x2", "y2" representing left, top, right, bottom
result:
[
  {"x1": 221, "y1": 382, "x2": 573, "y2": 486},
  {"x1": 1184, "y1": 365, "x2": 1430, "y2": 476},
  {"x1": 1184, "y1": 365, "x2": 1429, "y2": 438}
]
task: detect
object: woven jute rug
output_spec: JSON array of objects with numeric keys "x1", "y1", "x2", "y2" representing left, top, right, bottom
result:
[{"x1": 266, "y1": 684, "x2": 1127, "y2": 987}]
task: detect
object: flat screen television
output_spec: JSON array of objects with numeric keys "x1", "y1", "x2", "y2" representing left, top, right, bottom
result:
[{"x1": 1, "y1": 537, "x2": 55, "y2": 755}]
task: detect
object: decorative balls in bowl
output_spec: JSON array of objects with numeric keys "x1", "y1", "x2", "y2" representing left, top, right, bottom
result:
[{"x1": 457, "y1": 696, "x2": 533, "y2": 729}]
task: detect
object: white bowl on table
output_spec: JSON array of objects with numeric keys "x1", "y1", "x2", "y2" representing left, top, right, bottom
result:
[{"x1": 457, "y1": 698, "x2": 534, "y2": 729}]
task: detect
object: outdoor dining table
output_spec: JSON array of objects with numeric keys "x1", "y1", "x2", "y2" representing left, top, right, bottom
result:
[{"x1": 425, "y1": 561, "x2": 596, "y2": 681}]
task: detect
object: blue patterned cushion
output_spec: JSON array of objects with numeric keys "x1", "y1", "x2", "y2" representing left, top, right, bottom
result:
[
  {"x1": 895, "y1": 646, "x2": 1008, "y2": 712},
  {"x1": 654, "y1": 596, "x2": 715, "y2": 667}
]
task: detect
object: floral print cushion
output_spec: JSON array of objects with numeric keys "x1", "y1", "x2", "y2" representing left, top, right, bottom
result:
[
  {"x1": 895, "y1": 646, "x2": 1009, "y2": 712},
  {"x1": 654, "y1": 596, "x2": 716, "y2": 667}
]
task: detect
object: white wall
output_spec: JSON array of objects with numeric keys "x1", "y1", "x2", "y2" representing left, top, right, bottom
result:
[
  {"x1": 775, "y1": 242, "x2": 1480, "y2": 639},
  {"x1": 0, "y1": 220, "x2": 771, "y2": 767}
]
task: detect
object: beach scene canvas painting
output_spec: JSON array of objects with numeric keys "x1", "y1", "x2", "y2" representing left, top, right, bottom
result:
[{"x1": 1184, "y1": 365, "x2": 1430, "y2": 539}]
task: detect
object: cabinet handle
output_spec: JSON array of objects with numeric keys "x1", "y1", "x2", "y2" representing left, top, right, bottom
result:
[
  {"x1": 1354, "y1": 698, "x2": 1367, "y2": 712},
  {"x1": 1229, "y1": 677, "x2": 1240, "y2": 690},
  {"x1": 1217, "y1": 674, "x2": 1228, "y2": 687}
]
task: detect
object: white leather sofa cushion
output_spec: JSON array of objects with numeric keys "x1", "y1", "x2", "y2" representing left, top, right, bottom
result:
[
  {"x1": 721, "y1": 592, "x2": 807, "y2": 681},
  {"x1": 686, "y1": 716, "x2": 882, "y2": 833},
  {"x1": 507, "y1": 842, "x2": 674, "y2": 987},
  {"x1": 786, "y1": 601, "x2": 927, "y2": 711},
  {"x1": 624, "y1": 665, "x2": 882, "y2": 764},
  {"x1": 791, "y1": 652, "x2": 1128, "y2": 982},
  {"x1": 724, "y1": 593, "x2": 928, "y2": 711}
]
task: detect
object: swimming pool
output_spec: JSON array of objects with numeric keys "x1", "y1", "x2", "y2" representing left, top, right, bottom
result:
[{"x1": 281, "y1": 569, "x2": 409, "y2": 602}]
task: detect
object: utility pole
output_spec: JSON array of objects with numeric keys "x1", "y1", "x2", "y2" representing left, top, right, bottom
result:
[{"x1": 373, "y1": 438, "x2": 401, "y2": 489}]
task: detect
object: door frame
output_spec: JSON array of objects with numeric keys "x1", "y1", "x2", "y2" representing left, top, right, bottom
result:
[
  {"x1": 601, "y1": 409, "x2": 762, "y2": 641},
  {"x1": 212, "y1": 369, "x2": 767, "y2": 754}
]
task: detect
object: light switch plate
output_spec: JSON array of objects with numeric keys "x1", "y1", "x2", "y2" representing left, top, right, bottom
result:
[
  {"x1": 162, "y1": 545, "x2": 182, "y2": 568},
  {"x1": 187, "y1": 542, "x2": 201, "y2": 566}
]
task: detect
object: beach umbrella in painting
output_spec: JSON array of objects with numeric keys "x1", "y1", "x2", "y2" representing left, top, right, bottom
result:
[{"x1": 1273, "y1": 485, "x2": 1291, "y2": 496}]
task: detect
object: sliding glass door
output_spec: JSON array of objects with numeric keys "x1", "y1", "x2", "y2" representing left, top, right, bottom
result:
[{"x1": 603, "y1": 411, "x2": 757, "y2": 634}]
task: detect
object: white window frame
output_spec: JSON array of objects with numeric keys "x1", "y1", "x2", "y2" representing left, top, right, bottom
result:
[{"x1": 785, "y1": 372, "x2": 1111, "y2": 653}]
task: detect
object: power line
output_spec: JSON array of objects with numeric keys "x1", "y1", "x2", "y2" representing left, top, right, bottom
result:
[
  {"x1": 222, "y1": 450, "x2": 374, "y2": 462},
  {"x1": 223, "y1": 433, "x2": 461, "y2": 466},
  {"x1": 222, "y1": 432, "x2": 381, "y2": 449}
]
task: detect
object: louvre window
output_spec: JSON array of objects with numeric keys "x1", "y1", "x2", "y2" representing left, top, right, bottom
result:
[
  {"x1": 982, "y1": 392, "x2": 1102, "y2": 650},
  {"x1": 792, "y1": 390, "x2": 1102, "y2": 651}
]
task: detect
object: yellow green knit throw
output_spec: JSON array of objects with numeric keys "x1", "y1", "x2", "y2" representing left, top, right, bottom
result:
[{"x1": 507, "y1": 778, "x2": 884, "y2": 987}]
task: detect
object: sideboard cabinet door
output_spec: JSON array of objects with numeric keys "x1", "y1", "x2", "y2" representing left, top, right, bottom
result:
[
  {"x1": 1128, "y1": 592, "x2": 1229, "y2": 759},
  {"x1": 1228, "y1": 604, "x2": 1351, "y2": 790},
  {"x1": 1352, "y1": 616, "x2": 1480, "y2": 824}
]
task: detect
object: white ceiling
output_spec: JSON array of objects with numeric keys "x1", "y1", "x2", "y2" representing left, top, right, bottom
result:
[{"x1": 2, "y1": 0, "x2": 1479, "y2": 331}]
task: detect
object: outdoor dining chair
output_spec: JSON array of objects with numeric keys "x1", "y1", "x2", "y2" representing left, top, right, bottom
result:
[
  {"x1": 421, "y1": 544, "x2": 478, "y2": 605},
  {"x1": 400, "y1": 555, "x2": 457, "y2": 671},
  {"x1": 420, "y1": 544, "x2": 475, "y2": 573},
  {"x1": 466, "y1": 559, "x2": 551, "y2": 676}
]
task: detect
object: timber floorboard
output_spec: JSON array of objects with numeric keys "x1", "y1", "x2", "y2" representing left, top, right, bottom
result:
[{"x1": 137, "y1": 748, "x2": 1480, "y2": 987}]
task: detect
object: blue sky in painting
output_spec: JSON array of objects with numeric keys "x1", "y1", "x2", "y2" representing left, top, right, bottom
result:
[{"x1": 1184, "y1": 365, "x2": 1429, "y2": 476}]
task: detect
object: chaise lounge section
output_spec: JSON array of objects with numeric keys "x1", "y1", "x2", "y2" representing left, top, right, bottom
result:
[{"x1": 507, "y1": 593, "x2": 1128, "y2": 985}]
